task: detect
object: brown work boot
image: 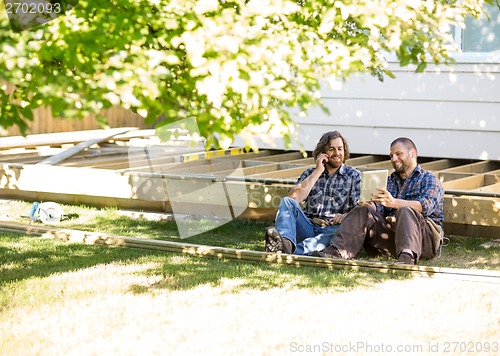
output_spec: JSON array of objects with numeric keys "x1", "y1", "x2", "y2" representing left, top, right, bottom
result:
[
  {"x1": 396, "y1": 251, "x2": 416, "y2": 265},
  {"x1": 264, "y1": 227, "x2": 293, "y2": 254},
  {"x1": 312, "y1": 245, "x2": 342, "y2": 259}
]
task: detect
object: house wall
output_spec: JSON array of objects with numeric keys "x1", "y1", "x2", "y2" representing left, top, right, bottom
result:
[{"x1": 248, "y1": 61, "x2": 500, "y2": 161}]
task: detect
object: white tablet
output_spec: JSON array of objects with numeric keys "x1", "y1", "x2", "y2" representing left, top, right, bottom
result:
[{"x1": 359, "y1": 169, "x2": 389, "y2": 203}]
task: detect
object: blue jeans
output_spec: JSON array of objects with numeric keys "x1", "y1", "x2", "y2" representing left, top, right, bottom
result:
[{"x1": 275, "y1": 197, "x2": 339, "y2": 256}]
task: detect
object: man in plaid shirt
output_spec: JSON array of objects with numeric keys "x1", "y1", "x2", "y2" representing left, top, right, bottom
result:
[
  {"x1": 314, "y1": 137, "x2": 445, "y2": 265},
  {"x1": 265, "y1": 131, "x2": 361, "y2": 255}
]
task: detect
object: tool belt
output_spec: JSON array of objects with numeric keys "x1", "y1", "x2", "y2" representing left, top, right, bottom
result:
[{"x1": 426, "y1": 217, "x2": 445, "y2": 257}]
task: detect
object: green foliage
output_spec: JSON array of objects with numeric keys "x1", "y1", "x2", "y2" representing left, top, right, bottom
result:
[{"x1": 0, "y1": 0, "x2": 494, "y2": 149}]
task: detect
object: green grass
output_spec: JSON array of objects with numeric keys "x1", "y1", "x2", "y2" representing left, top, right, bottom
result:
[
  {"x1": 1, "y1": 199, "x2": 498, "y2": 281},
  {"x1": 0, "y1": 200, "x2": 414, "y2": 312},
  {"x1": 63, "y1": 204, "x2": 500, "y2": 270},
  {"x1": 0, "y1": 199, "x2": 498, "y2": 312},
  {"x1": 1, "y1": 200, "x2": 499, "y2": 355}
]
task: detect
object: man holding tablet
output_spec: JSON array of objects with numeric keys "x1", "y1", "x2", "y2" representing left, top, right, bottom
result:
[
  {"x1": 265, "y1": 131, "x2": 361, "y2": 255},
  {"x1": 314, "y1": 137, "x2": 444, "y2": 265}
]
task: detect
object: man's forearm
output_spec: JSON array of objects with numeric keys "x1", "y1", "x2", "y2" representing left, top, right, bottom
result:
[
  {"x1": 393, "y1": 199, "x2": 422, "y2": 213},
  {"x1": 289, "y1": 170, "x2": 322, "y2": 203}
]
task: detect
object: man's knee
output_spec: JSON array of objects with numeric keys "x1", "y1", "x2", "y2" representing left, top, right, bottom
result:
[
  {"x1": 351, "y1": 204, "x2": 375, "y2": 216},
  {"x1": 395, "y1": 206, "x2": 417, "y2": 218},
  {"x1": 279, "y1": 196, "x2": 299, "y2": 209}
]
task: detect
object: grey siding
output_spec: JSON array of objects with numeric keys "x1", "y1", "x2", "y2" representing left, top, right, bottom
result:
[{"x1": 239, "y1": 62, "x2": 500, "y2": 160}]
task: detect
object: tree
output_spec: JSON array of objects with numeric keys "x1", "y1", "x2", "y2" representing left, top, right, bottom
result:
[{"x1": 0, "y1": 0, "x2": 497, "y2": 149}]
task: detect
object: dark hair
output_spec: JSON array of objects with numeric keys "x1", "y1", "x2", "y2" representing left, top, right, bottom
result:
[
  {"x1": 312, "y1": 131, "x2": 350, "y2": 161},
  {"x1": 390, "y1": 137, "x2": 418, "y2": 155}
]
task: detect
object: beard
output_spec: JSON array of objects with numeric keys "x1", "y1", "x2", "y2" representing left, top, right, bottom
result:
[
  {"x1": 326, "y1": 156, "x2": 343, "y2": 169},
  {"x1": 393, "y1": 160, "x2": 408, "y2": 173}
]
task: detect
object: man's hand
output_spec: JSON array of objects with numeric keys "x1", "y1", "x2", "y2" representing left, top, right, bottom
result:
[
  {"x1": 372, "y1": 188, "x2": 396, "y2": 208},
  {"x1": 315, "y1": 153, "x2": 328, "y2": 173},
  {"x1": 372, "y1": 188, "x2": 423, "y2": 213},
  {"x1": 328, "y1": 213, "x2": 345, "y2": 225}
]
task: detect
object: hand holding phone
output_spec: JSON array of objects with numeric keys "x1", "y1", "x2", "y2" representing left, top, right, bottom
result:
[{"x1": 316, "y1": 153, "x2": 328, "y2": 170}]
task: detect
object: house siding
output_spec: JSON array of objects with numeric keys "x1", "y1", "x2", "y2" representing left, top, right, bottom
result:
[{"x1": 256, "y1": 62, "x2": 500, "y2": 161}]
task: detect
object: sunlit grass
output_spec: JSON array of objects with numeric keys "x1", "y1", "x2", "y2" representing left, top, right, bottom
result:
[
  {"x1": 1, "y1": 200, "x2": 499, "y2": 355},
  {"x1": 1, "y1": 199, "x2": 498, "y2": 272}
]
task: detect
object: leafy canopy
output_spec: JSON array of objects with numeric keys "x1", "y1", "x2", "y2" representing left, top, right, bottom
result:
[{"x1": 0, "y1": 0, "x2": 496, "y2": 149}]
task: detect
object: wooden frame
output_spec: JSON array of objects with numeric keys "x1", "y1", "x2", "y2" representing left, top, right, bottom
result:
[{"x1": 1, "y1": 129, "x2": 499, "y2": 238}]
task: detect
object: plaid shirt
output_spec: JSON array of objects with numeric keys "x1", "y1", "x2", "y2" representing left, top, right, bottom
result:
[
  {"x1": 297, "y1": 164, "x2": 360, "y2": 220},
  {"x1": 377, "y1": 164, "x2": 444, "y2": 227}
]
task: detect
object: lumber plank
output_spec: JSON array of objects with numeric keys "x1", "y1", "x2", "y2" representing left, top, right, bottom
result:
[
  {"x1": 248, "y1": 151, "x2": 305, "y2": 162},
  {"x1": 37, "y1": 128, "x2": 135, "y2": 165},
  {"x1": 438, "y1": 172, "x2": 476, "y2": 183},
  {"x1": 163, "y1": 159, "x2": 244, "y2": 175},
  {"x1": 247, "y1": 166, "x2": 314, "y2": 179},
  {"x1": 420, "y1": 159, "x2": 471, "y2": 172},
  {"x1": 0, "y1": 128, "x2": 137, "y2": 150},
  {"x1": 442, "y1": 174, "x2": 485, "y2": 190},
  {"x1": 216, "y1": 163, "x2": 281, "y2": 177},
  {"x1": 285, "y1": 157, "x2": 314, "y2": 165},
  {"x1": 485, "y1": 174, "x2": 500, "y2": 185},
  {"x1": 355, "y1": 160, "x2": 394, "y2": 170},
  {"x1": 346, "y1": 155, "x2": 387, "y2": 166},
  {"x1": 180, "y1": 148, "x2": 246, "y2": 162},
  {"x1": 439, "y1": 161, "x2": 500, "y2": 174},
  {"x1": 105, "y1": 129, "x2": 156, "y2": 141},
  {"x1": 473, "y1": 182, "x2": 500, "y2": 193}
]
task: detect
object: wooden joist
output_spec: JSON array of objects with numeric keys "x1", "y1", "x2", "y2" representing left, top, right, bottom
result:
[
  {"x1": 36, "y1": 128, "x2": 136, "y2": 166},
  {"x1": 1, "y1": 161, "x2": 499, "y2": 237},
  {"x1": 1, "y1": 130, "x2": 500, "y2": 238},
  {"x1": 0, "y1": 128, "x2": 140, "y2": 150}
]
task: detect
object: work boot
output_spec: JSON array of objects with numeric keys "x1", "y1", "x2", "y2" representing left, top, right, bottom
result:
[
  {"x1": 396, "y1": 251, "x2": 416, "y2": 265},
  {"x1": 312, "y1": 245, "x2": 342, "y2": 259},
  {"x1": 264, "y1": 227, "x2": 293, "y2": 254}
]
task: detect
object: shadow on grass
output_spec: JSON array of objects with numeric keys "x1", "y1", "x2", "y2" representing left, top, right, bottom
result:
[
  {"x1": 128, "y1": 256, "x2": 411, "y2": 294},
  {"x1": 3, "y1": 214, "x2": 497, "y2": 296},
  {"x1": 70, "y1": 214, "x2": 500, "y2": 270},
  {"x1": 0, "y1": 230, "x2": 410, "y2": 295},
  {"x1": 67, "y1": 214, "x2": 269, "y2": 251}
]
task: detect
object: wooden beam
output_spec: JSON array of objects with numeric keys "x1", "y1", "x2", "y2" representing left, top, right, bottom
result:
[
  {"x1": 180, "y1": 147, "x2": 246, "y2": 163},
  {"x1": 439, "y1": 161, "x2": 500, "y2": 174},
  {"x1": 0, "y1": 128, "x2": 137, "y2": 150},
  {"x1": 36, "y1": 128, "x2": 136, "y2": 165},
  {"x1": 485, "y1": 174, "x2": 500, "y2": 185},
  {"x1": 248, "y1": 166, "x2": 313, "y2": 179},
  {"x1": 346, "y1": 155, "x2": 387, "y2": 166},
  {"x1": 442, "y1": 174, "x2": 485, "y2": 190},
  {"x1": 473, "y1": 182, "x2": 500, "y2": 193},
  {"x1": 248, "y1": 151, "x2": 305, "y2": 162},
  {"x1": 439, "y1": 172, "x2": 476, "y2": 184},
  {"x1": 286, "y1": 157, "x2": 314, "y2": 165},
  {"x1": 355, "y1": 160, "x2": 394, "y2": 170},
  {"x1": 421, "y1": 159, "x2": 468, "y2": 172},
  {"x1": 444, "y1": 195, "x2": 500, "y2": 233},
  {"x1": 164, "y1": 159, "x2": 244, "y2": 175},
  {"x1": 216, "y1": 163, "x2": 281, "y2": 177}
]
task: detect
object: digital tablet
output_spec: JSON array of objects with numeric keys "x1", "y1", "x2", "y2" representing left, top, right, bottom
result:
[{"x1": 359, "y1": 169, "x2": 389, "y2": 203}]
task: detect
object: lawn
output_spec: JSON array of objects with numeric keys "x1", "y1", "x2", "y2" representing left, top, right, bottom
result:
[{"x1": 1, "y1": 200, "x2": 499, "y2": 355}]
